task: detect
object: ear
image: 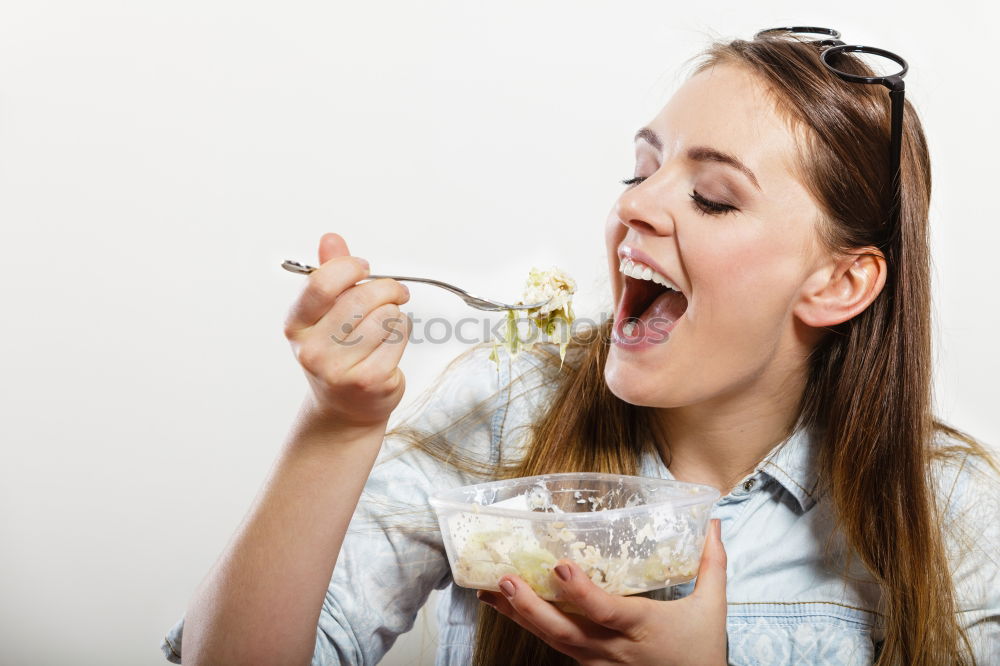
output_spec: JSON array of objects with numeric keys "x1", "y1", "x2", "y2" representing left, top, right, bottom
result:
[{"x1": 793, "y1": 247, "x2": 887, "y2": 328}]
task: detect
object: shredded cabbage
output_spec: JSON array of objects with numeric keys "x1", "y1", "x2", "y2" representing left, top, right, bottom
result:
[{"x1": 489, "y1": 267, "x2": 576, "y2": 368}]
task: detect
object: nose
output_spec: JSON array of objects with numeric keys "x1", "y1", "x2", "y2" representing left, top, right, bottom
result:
[{"x1": 614, "y1": 176, "x2": 677, "y2": 238}]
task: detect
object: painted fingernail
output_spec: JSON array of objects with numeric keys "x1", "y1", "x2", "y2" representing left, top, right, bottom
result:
[
  {"x1": 554, "y1": 565, "x2": 571, "y2": 582},
  {"x1": 499, "y1": 579, "x2": 516, "y2": 599}
]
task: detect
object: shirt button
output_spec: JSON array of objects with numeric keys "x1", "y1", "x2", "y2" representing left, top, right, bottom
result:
[{"x1": 742, "y1": 478, "x2": 756, "y2": 492}]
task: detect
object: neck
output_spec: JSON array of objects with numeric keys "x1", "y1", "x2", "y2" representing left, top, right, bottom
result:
[{"x1": 655, "y1": 358, "x2": 808, "y2": 495}]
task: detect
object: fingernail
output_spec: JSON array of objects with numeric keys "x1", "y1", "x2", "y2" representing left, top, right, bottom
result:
[
  {"x1": 499, "y1": 579, "x2": 515, "y2": 599},
  {"x1": 358, "y1": 257, "x2": 370, "y2": 269},
  {"x1": 401, "y1": 283, "x2": 410, "y2": 297},
  {"x1": 554, "y1": 565, "x2": 571, "y2": 582}
]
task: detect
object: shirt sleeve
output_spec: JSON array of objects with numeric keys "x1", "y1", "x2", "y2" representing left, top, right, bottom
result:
[
  {"x1": 160, "y1": 343, "x2": 524, "y2": 665},
  {"x1": 936, "y1": 442, "x2": 1000, "y2": 663}
]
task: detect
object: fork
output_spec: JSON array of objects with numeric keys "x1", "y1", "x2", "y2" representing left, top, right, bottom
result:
[{"x1": 280, "y1": 260, "x2": 551, "y2": 312}]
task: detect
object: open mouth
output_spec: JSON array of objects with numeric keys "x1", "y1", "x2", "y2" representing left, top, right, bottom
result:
[{"x1": 615, "y1": 258, "x2": 688, "y2": 344}]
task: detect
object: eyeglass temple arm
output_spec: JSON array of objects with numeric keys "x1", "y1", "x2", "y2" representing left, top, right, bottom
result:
[{"x1": 886, "y1": 76, "x2": 905, "y2": 217}]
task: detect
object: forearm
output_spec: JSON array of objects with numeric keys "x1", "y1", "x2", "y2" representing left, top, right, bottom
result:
[{"x1": 181, "y1": 401, "x2": 387, "y2": 666}]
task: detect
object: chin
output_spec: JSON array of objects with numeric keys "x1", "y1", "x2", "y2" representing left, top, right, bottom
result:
[
  {"x1": 604, "y1": 355, "x2": 663, "y2": 407},
  {"x1": 604, "y1": 350, "x2": 707, "y2": 409}
]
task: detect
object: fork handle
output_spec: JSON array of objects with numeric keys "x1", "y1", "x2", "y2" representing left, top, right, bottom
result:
[
  {"x1": 281, "y1": 260, "x2": 471, "y2": 295},
  {"x1": 281, "y1": 260, "x2": 318, "y2": 275},
  {"x1": 280, "y1": 259, "x2": 547, "y2": 311}
]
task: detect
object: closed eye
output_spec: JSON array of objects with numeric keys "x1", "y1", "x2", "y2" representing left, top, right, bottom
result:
[
  {"x1": 689, "y1": 190, "x2": 738, "y2": 216},
  {"x1": 619, "y1": 176, "x2": 739, "y2": 216}
]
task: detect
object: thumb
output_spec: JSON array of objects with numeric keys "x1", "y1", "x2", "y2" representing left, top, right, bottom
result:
[
  {"x1": 549, "y1": 560, "x2": 644, "y2": 632},
  {"x1": 692, "y1": 518, "x2": 727, "y2": 602},
  {"x1": 319, "y1": 232, "x2": 351, "y2": 265}
]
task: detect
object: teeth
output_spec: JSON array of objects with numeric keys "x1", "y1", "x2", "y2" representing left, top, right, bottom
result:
[
  {"x1": 623, "y1": 321, "x2": 637, "y2": 336},
  {"x1": 617, "y1": 258, "x2": 679, "y2": 292}
]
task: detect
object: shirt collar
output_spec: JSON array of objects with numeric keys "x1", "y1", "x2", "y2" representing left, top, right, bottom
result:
[
  {"x1": 756, "y1": 421, "x2": 822, "y2": 513},
  {"x1": 639, "y1": 420, "x2": 823, "y2": 513}
]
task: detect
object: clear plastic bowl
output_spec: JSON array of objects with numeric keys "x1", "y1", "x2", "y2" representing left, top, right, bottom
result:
[{"x1": 429, "y1": 472, "x2": 720, "y2": 601}]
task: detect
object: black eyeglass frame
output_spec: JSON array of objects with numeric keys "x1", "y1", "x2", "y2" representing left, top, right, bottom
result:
[{"x1": 754, "y1": 26, "x2": 909, "y2": 236}]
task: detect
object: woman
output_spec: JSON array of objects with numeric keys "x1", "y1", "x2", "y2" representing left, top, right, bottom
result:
[{"x1": 162, "y1": 31, "x2": 999, "y2": 665}]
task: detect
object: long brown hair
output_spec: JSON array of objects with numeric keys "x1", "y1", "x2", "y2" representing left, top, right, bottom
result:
[{"x1": 388, "y1": 34, "x2": 996, "y2": 666}]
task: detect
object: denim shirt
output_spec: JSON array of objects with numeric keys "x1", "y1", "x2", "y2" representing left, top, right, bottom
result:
[{"x1": 161, "y1": 344, "x2": 1000, "y2": 665}]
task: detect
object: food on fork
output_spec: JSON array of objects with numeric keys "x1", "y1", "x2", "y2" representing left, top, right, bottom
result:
[{"x1": 489, "y1": 267, "x2": 576, "y2": 367}]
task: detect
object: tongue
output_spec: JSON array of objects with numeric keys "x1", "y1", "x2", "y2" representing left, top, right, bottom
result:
[{"x1": 640, "y1": 290, "x2": 688, "y2": 324}]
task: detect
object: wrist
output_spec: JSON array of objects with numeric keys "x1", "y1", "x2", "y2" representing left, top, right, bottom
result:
[{"x1": 289, "y1": 397, "x2": 389, "y2": 451}]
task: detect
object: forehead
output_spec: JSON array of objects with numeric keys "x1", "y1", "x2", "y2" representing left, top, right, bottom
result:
[{"x1": 645, "y1": 63, "x2": 803, "y2": 188}]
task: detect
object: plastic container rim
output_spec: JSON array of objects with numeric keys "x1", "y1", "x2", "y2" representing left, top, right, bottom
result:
[{"x1": 428, "y1": 471, "x2": 722, "y2": 522}]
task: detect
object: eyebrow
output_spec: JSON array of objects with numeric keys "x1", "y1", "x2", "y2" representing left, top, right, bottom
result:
[{"x1": 633, "y1": 127, "x2": 762, "y2": 192}]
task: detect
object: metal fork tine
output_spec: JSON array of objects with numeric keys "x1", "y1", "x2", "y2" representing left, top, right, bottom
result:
[{"x1": 280, "y1": 260, "x2": 550, "y2": 312}]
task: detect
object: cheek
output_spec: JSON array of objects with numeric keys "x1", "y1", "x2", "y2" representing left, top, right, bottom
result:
[{"x1": 689, "y1": 232, "x2": 803, "y2": 338}]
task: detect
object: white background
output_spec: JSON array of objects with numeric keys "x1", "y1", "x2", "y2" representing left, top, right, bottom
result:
[{"x1": 1, "y1": 1, "x2": 997, "y2": 664}]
